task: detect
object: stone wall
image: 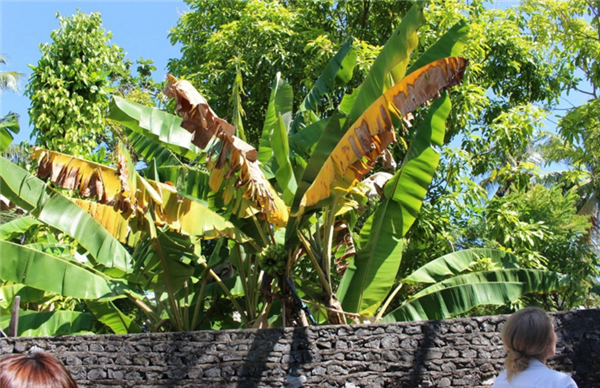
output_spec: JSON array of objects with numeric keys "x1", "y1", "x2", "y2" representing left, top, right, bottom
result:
[{"x1": 0, "y1": 309, "x2": 598, "y2": 388}]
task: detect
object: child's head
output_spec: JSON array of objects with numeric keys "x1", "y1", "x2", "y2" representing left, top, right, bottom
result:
[
  {"x1": 0, "y1": 351, "x2": 78, "y2": 388},
  {"x1": 501, "y1": 307, "x2": 557, "y2": 380}
]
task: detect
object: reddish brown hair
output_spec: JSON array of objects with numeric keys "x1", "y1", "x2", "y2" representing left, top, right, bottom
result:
[{"x1": 0, "y1": 351, "x2": 78, "y2": 388}]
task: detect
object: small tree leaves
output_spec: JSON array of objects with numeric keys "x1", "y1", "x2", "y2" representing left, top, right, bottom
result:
[{"x1": 26, "y1": 11, "x2": 127, "y2": 157}]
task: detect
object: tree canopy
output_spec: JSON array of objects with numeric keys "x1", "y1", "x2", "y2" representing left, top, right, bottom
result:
[{"x1": 168, "y1": 0, "x2": 413, "y2": 146}]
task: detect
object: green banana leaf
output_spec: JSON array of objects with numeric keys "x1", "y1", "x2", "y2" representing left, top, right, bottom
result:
[
  {"x1": 0, "y1": 284, "x2": 45, "y2": 311},
  {"x1": 133, "y1": 230, "x2": 195, "y2": 296},
  {"x1": 382, "y1": 269, "x2": 568, "y2": 322},
  {"x1": 118, "y1": 140, "x2": 160, "y2": 213},
  {"x1": 346, "y1": 2, "x2": 425, "y2": 127},
  {"x1": 406, "y1": 20, "x2": 469, "y2": 76},
  {"x1": 404, "y1": 248, "x2": 520, "y2": 284},
  {"x1": 0, "y1": 156, "x2": 132, "y2": 273},
  {"x1": 287, "y1": 87, "x2": 358, "y2": 161},
  {"x1": 0, "y1": 113, "x2": 19, "y2": 152},
  {"x1": 85, "y1": 300, "x2": 142, "y2": 334},
  {"x1": 108, "y1": 96, "x2": 202, "y2": 160},
  {"x1": 410, "y1": 268, "x2": 565, "y2": 299},
  {"x1": 289, "y1": 117, "x2": 331, "y2": 158},
  {"x1": 24, "y1": 242, "x2": 73, "y2": 257},
  {"x1": 298, "y1": 38, "x2": 356, "y2": 114},
  {"x1": 294, "y1": 113, "x2": 345, "y2": 204},
  {"x1": 291, "y1": 38, "x2": 357, "y2": 133},
  {"x1": 338, "y1": 87, "x2": 361, "y2": 116},
  {"x1": 337, "y1": 199, "x2": 405, "y2": 316},
  {"x1": 337, "y1": 95, "x2": 450, "y2": 316},
  {"x1": 272, "y1": 115, "x2": 297, "y2": 205},
  {"x1": 0, "y1": 216, "x2": 43, "y2": 241},
  {"x1": 384, "y1": 93, "x2": 451, "y2": 231},
  {"x1": 125, "y1": 127, "x2": 183, "y2": 167},
  {"x1": 154, "y1": 258, "x2": 195, "y2": 298},
  {"x1": 0, "y1": 310, "x2": 93, "y2": 337},
  {"x1": 285, "y1": 112, "x2": 347, "y2": 244},
  {"x1": 154, "y1": 166, "x2": 214, "y2": 203},
  {"x1": 0, "y1": 241, "x2": 128, "y2": 301},
  {"x1": 259, "y1": 72, "x2": 293, "y2": 165}
]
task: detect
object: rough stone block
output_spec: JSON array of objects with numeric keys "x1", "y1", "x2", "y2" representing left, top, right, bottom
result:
[{"x1": 87, "y1": 368, "x2": 107, "y2": 380}]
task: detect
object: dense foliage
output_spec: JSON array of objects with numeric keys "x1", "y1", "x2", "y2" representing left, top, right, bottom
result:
[{"x1": 1, "y1": 1, "x2": 599, "y2": 336}]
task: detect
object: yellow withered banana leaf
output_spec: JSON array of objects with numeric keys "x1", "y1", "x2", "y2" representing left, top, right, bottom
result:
[
  {"x1": 74, "y1": 185, "x2": 245, "y2": 244},
  {"x1": 240, "y1": 160, "x2": 288, "y2": 227},
  {"x1": 150, "y1": 180, "x2": 246, "y2": 241},
  {"x1": 34, "y1": 149, "x2": 247, "y2": 243},
  {"x1": 33, "y1": 148, "x2": 124, "y2": 205},
  {"x1": 73, "y1": 199, "x2": 143, "y2": 246},
  {"x1": 164, "y1": 74, "x2": 236, "y2": 150},
  {"x1": 33, "y1": 148, "x2": 156, "y2": 217},
  {"x1": 300, "y1": 57, "x2": 468, "y2": 208}
]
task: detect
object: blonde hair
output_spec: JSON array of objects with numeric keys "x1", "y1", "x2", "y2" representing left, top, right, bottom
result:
[
  {"x1": 501, "y1": 307, "x2": 554, "y2": 381},
  {"x1": 0, "y1": 351, "x2": 78, "y2": 388}
]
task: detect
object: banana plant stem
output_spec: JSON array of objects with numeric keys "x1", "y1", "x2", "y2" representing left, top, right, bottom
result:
[
  {"x1": 191, "y1": 271, "x2": 209, "y2": 330},
  {"x1": 323, "y1": 198, "x2": 339, "y2": 289},
  {"x1": 301, "y1": 298, "x2": 361, "y2": 320},
  {"x1": 298, "y1": 232, "x2": 332, "y2": 296},
  {"x1": 201, "y1": 261, "x2": 249, "y2": 325},
  {"x1": 375, "y1": 282, "x2": 403, "y2": 322}
]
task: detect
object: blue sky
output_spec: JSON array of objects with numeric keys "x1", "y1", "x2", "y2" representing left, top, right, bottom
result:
[{"x1": 0, "y1": 0, "x2": 188, "y2": 144}]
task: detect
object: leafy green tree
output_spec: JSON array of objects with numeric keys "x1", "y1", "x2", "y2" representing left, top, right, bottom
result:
[
  {"x1": 168, "y1": 0, "x2": 413, "y2": 146},
  {"x1": 392, "y1": 0, "x2": 600, "y2": 312},
  {"x1": 26, "y1": 10, "x2": 128, "y2": 157},
  {"x1": 523, "y1": 0, "x2": 600, "y2": 249}
]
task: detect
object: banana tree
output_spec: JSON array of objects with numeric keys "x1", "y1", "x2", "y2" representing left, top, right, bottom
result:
[
  {"x1": 2, "y1": 2, "x2": 569, "y2": 333},
  {"x1": 0, "y1": 147, "x2": 252, "y2": 334},
  {"x1": 103, "y1": 2, "x2": 567, "y2": 327}
]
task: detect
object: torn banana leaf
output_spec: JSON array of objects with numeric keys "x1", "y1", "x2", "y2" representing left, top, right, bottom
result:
[{"x1": 300, "y1": 57, "x2": 469, "y2": 208}]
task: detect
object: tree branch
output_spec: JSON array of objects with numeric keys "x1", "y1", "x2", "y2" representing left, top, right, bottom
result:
[
  {"x1": 572, "y1": 84, "x2": 597, "y2": 98},
  {"x1": 360, "y1": 0, "x2": 371, "y2": 39}
]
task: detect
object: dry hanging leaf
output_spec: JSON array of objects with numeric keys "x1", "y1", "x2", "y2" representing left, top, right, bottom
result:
[{"x1": 165, "y1": 74, "x2": 288, "y2": 226}]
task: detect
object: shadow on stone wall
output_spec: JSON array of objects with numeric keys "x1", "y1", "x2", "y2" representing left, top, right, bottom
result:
[
  {"x1": 235, "y1": 326, "x2": 313, "y2": 388},
  {"x1": 236, "y1": 328, "x2": 284, "y2": 388},
  {"x1": 285, "y1": 326, "x2": 314, "y2": 387},
  {"x1": 405, "y1": 320, "x2": 441, "y2": 387},
  {"x1": 382, "y1": 320, "x2": 442, "y2": 388},
  {"x1": 555, "y1": 309, "x2": 600, "y2": 388}
]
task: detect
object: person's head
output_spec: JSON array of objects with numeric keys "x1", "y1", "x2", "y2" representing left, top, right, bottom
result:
[
  {"x1": 0, "y1": 351, "x2": 78, "y2": 388},
  {"x1": 501, "y1": 307, "x2": 557, "y2": 380}
]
